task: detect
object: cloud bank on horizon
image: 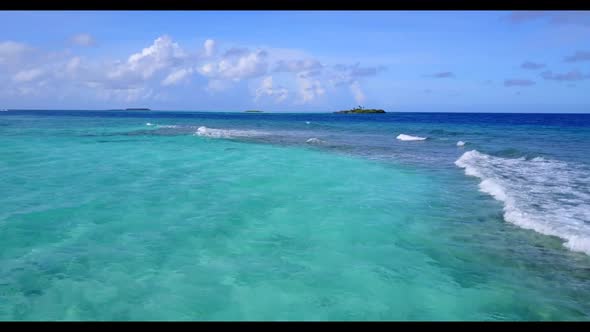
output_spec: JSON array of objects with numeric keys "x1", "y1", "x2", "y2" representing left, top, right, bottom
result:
[
  {"x1": 0, "y1": 10, "x2": 589, "y2": 112},
  {"x1": 0, "y1": 34, "x2": 383, "y2": 109}
]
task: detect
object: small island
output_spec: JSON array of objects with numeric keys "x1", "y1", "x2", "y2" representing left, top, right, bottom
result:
[
  {"x1": 334, "y1": 106, "x2": 386, "y2": 114},
  {"x1": 244, "y1": 110, "x2": 263, "y2": 113},
  {"x1": 125, "y1": 108, "x2": 151, "y2": 111}
]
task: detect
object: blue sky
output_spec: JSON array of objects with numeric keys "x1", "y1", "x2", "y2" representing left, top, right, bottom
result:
[{"x1": 1, "y1": 11, "x2": 589, "y2": 112}]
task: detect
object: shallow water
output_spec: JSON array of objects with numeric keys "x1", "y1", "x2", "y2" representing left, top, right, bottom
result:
[{"x1": 1, "y1": 110, "x2": 589, "y2": 320}]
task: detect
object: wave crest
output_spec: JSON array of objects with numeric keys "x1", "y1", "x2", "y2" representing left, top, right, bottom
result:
[
  {"x1": 396, "y1": 134, "x2": 427, "y2": 141},
  {"x1": 456, "y1": 150, "x2": 590, "y2": 255}
]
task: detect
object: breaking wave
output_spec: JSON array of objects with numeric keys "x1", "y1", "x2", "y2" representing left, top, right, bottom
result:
[
  {"x1": 396, "y1": 134, "x2": 427, "y2": 141},
  {"x1": 456, "y1": 150, "x2": 590, "y2": 255}
]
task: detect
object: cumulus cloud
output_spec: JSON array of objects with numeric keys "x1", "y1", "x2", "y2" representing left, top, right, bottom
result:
[
  {"x1": 53, "y1": 35, "x2": 191, "y2": 101},
  {"x1": 564, "y1": 50, "x2": 590, "y2": 62},
  {"x1": 521, "y1": 61, "x2": 546, "y2": 70},
  {"x1": 124, "y1": 35, "x2": 187, "y2": 79},
  {"x1": 12, "y1": 68, "x2": 44, "y2": 82},
  {"x1": 541, "y1": 70, "x2": 590, "y2": 81},
  {"x1": 1, "y1": 36, "x2": 190, "y2": 102},
  {"x1": 255, "y1": 76, "x2": 288, "y2": 103},
  {"x1": 0, "y1": 41, "x2": 32, "y2": 65},
  {"x1": 66, "y1": 35, "x2": 190, "y2": 98},
  {"x1": 71, "y1": 34, "x2": 95, "y2": 47},
  {"x1": 1, "y1": 35, "x2": 384, "y2": 106},
  {"x1": 296, "y1": 73, "x2": 325, "y2": 103},
  {"x1": 198, "y1": 48, "x2": 268, "y2": 82},
  {"x1": 429, "y1": 71, "x2": 454, "y2": 78},
  {"x1": 66, "y1": 56, "x2": 81, "y2": 73},
  {"x1": 504, "y1": 79, "x2": 536, "y2": 87},
  {"x1": 161, "y1": 67, "x2": 194, "y2": 86},
  {"x1": 204, "y1": 39, "x2": 216, "y2": 57},
  {"x1": 0, "y1": 41, "x2": 30, "y2": 57}
]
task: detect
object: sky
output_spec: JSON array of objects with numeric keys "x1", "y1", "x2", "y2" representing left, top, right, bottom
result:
[{"x1": 1, "y1": 10, "x2": 589, "y2": 113}]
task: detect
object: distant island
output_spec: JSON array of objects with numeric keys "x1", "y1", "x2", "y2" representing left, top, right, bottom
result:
[
  {"x1": 125, "y1": 108, "x2": 151, "y2": 111},
  {"x1": 334, "y1": 106, "x2": 386, "y2": 114},
  {"x1": 244, "y1": 110, "x2": 263, "y2": 113}
]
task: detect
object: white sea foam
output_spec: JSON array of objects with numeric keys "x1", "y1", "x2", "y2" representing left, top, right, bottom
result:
[
  {"x1": 194, "y1": 126, "x2": 265, "y2": 139},
  {"x1": 456, "y1": 150, "x2": 590, "y2": 255},
  {"x1": 146, "y1": 122, "x2": 154, "y2": 126},
  {"x1": 397, "y1": 134, "x2": 427, "y2": 141},
  {"x1": 457, "y1": 141, "x2": 466, "y2": 147},
  {"x1": 305, "y1": 121, "x2": 311, "y2": 125},
  {"x1": 306, "y1": 137, "x2": 324, "y2": 144}
]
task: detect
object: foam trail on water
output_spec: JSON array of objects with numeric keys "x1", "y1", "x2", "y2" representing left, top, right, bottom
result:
[
  {"x1": 456, "y1": 150, "x2": 590, "y2": 255},
  {"x1": 306, "y1": 137, "x2": 324, "y2": 144},
  {"x1": 397, "y1": 134, "x2": 427, "y2": 141},
  {"x1": 457, "y1": 141, "x2": 466, "y2": 147},
  {"x1": 195, "y1": 126, "x2": 266, "y2": 139}
]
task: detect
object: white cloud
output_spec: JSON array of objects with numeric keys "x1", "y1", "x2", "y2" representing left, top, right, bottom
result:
[
  {"x1": 204, "y1": 39, "x2": 216, "y2": 57},
  {"x1": 65, "y1": 57, "x2": 81, "y2": 74},
  {"x1": 296, "y1": 73, "x2": 325, "y2": 103},
  {"x1": 199, "y1": 63, "x2": 215, "y2": 75},
  {"x1": 349, "y1": 81, "x2": 365, "y2": 104},
  {"x1": 199, "y1": 49, "x2": 269, "y2": 82},
  {"x1": 125, "y1": 35, "x2": 187, "y2": 79},
  {"x1": 0, "y1": 41, "x2": 32, "y2": 65},
  {"x1": 255, "y1": 76, "x2": 288, "y2": 103},
  {"x1": 65, "y1": 35, "x2": 191, "y2": 97},
  {"x1": 1, "y1": 35, "x2": 384, "y2": 107},
  {"x1": 13, "y1": 68, "x2": 44, "y2": 82},
  {"x1": 0, "y1": 41, "x2": 30, "y2": 56},
  {"x1": 71, "y1": 34, "x2": 95, "y2": 47},
  {"x1": 162, "y1": 67, "x2": 194, "y2": 86}
]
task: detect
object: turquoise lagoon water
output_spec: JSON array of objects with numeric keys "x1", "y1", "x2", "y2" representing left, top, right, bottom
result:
[{"x1": 0, "y1": 110, "x2": 589, "y2": 320}]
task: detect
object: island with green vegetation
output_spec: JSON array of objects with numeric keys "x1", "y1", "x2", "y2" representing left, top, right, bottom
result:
[
  {"x1": 334, "y1": 106, "x2": 386, "y2": 114},
  {"x1": 244, "y1": 110, "x2": 263, "y2": 113}
]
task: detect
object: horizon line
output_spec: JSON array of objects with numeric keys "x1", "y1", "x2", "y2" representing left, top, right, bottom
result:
[{"x1": 3, "y1": 108, "x2": 590, "y2": 115}]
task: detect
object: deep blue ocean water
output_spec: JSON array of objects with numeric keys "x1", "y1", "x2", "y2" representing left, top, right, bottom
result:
[{"x1": 1, "y1": 110, "x2": 589, "y2": 320}]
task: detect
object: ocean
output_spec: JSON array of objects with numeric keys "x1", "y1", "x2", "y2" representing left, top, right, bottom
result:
[{"x1": 1, "y1": 110, "x2": 589, "y2": 320}]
